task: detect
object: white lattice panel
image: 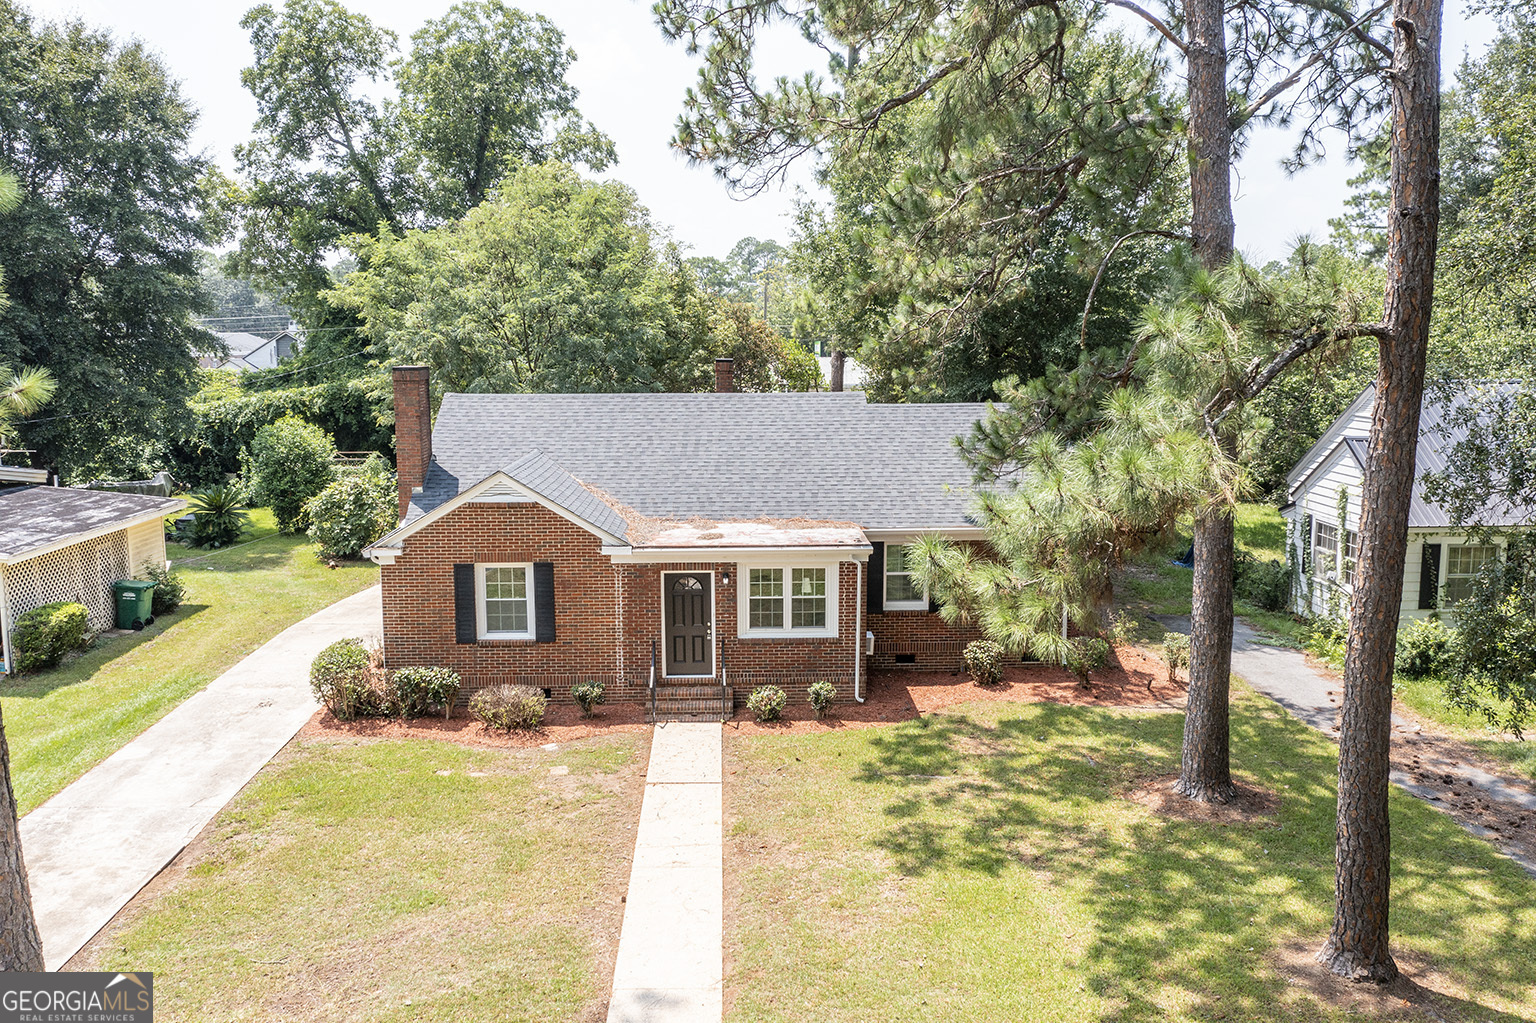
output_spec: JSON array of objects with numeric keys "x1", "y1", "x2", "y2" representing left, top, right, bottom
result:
[{"x1": 5, "y1": 533, "x2": 130, "y2": 633}]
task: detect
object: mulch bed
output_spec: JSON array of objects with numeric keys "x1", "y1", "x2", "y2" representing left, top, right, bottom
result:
[
  {"x1": 1124, "y1": 775, "x2": 1280, "y2": 826},
  {"x1": 303, "y1": 646, "x2": 1185, "y2": 749},
  {"x1": 727, "y1": 644, "x2": 1186, "y2": 736}
]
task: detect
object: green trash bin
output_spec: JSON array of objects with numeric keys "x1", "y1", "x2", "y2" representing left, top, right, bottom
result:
[{"x1": 113, "y1": 579, "x2": 157, "y2": 631}]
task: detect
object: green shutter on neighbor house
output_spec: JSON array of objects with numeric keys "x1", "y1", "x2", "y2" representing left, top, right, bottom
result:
[
  {"x1": 533, "y1": 561, "x2": 556, "y2": 642},
  {"x1": 454, "y1": 564, "x2": 476, "y2": 644},
  {"x1": 1418, "y1": 543, "x2": 1441, "y2": 610},
  {"x1": 867, "y1": 542, "x2": 885, "y2": 615}
]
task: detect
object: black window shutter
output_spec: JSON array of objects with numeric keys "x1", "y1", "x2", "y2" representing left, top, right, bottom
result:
[
  {"x1": 533, "y1": 561, "x2": 556, "y2": 642},
  {"x1": 1418, "y1": 543, "x2": 1441, "y2": 610},
  {"x1": 453, "y1": 564, "x2": 476, "y2": 644},
  {"x1": 867, "y1": 542, "x2": 885, "y2": 615}
]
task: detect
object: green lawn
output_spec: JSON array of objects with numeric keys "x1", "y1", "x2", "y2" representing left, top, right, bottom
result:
[
  {"x1": 723, "y1": 691, "x2": 1536, "y2": 1022},
  {"x1": 79, "y1": 734, "x2": 647, "y2": 1022},
  {"x1": 3, "y1": 511, "x2": 377, "y2": 813}
]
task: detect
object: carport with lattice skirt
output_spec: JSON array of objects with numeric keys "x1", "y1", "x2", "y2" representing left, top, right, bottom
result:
[{"x1": 0, "y1": 485, "x2": 184, "y2": 674}]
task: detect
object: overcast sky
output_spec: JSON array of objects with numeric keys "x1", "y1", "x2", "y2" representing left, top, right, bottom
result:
[{"x1": 21, "y1": 0, "x2": 1501, "y2": 264}]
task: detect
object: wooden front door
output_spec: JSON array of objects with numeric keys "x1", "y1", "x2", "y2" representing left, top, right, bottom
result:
[{"x1": 664, "y1": 572, "x2": 713, "y2": 676}]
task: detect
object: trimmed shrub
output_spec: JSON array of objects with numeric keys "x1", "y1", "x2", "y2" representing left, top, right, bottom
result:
[
  {"x1": 1396, "y1": 617, "x2": 1453, "y2": 680},
  {"x1": 1305, "y1": 614, "x2": 1349, "y2": 664},
  {"x1": 1162, "y1": 633, "x2": 1191, "y2": 684},
  {"x1": 747, "y1": 685, "x2": 787, "y2": 722},
  {"x1": 142, "y1": 562, "x2": 185, "y2": 616},
  {"x1": 186, "y1": 484, "x2": 247, "y2": 548},
  {"x1": 471, "y1": 684, "x2": 547, "y2": 731},
  {"x1": 1065, "y1": 636, "x2": 1111, "y2": 687},
  {"x1": 244, "y1": 416, "x2": 336, "y2": 531},
  {"x1": 305, "y1": 454, "x2": 397, "y2": 559},
  {"x1": 572, "y1": 679, "x2": 606, "y2": 718},
  {"x1": 806, "y1": 680, "x2": 836, "y2": 718},
  {"x1": 393, "y1": 666, "x2": 461, "y2": 718},
  {"x1": 964, "y1": 640, "x2": 1005, "y2": 686},
  {"x1": 310, "y1": 638, "x2": 390, "y2": 719},
  {"x1": 11, "y1": 602, "x2": 89, "y2": 671}
]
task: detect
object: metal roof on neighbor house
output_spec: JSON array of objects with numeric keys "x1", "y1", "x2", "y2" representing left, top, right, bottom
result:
[
  {"x1": 410, "y1": 392, "x2": 991, "y2": 532},
  {"x1": 0, "y1": 487, "x2": 183, "y2": 561}
]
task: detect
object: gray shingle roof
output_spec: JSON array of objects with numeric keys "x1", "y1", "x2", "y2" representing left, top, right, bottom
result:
[
  {"x1": 502, "y1": 450, "x2": 630, "y2": 540},
  {"x1": 409, "y1": 392, "x2": 989, "y2": 532},
  {"x1": 1410, "y1": 382, "x2": 1533, "y2": 528},
  {"x1": 0, "y1": 487, "x2": 183, "y2": 561}
]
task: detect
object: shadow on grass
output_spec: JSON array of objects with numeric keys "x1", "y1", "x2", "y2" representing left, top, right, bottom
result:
[
  {"x1": 1, "y1": 604, "x2": 212, "y2": 701},
  {"x1": 852, "y1": 701, "x2": 1536, "y2": 1022}
]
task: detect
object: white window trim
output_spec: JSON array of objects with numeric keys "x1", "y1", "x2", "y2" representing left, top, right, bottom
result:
[
  {"x1": 1313, "y1": 521, "x2": 1339, "y2": 579},
  {"x1": 1443, "y1": 543, "x2": 1499, "y2": 605},
  {"x1": 476, "y1": 562, "x2": 535, "y2": 641},
  {"x1": 737, "y1": 563, "x2": 839, "y2": 639}
]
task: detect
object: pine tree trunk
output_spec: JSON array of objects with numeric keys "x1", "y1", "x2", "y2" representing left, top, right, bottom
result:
[
  {"x1": 1320, "y1": 0, "x2": 1441, "y2": 983},
  {"x1": 0, "y1": 706, "x2": 44, "y2": 971},
  {"x1": 1174, "y1": 0, "x2": 1239, "y2": 803},
  {"x1": 830, "y1": 350, "x2": 846, "y2": 391},
  {"x1": 1177, "y1": 506, "x2": 1237, "y2": 800}
]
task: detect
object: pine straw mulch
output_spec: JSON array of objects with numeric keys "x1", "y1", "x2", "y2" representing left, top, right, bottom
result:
[
  {"x1": 1123, "y1": 775, "x2": 1280, "y2": 826},
  {"x1": 1269, "y1": 939, "x2": 1523, "y2": 1022},
  {"x1": 301, "y1": 700, "x2": 651, "y2": 750}
]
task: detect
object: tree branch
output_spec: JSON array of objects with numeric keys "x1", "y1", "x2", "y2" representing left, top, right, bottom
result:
[
  {"x1": 1229, "y1": 0, "x2": 1393, "y2": 131},
  {"x1": 1103, "y1": 0, "x2": 1188, "y2": 53},
  {"x1": 1079, "y1": 228, "x2": 1189, "y2": 350}
]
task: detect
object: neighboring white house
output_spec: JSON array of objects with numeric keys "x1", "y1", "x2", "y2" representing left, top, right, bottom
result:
[
  {"x1": 200, "y1": 330, "x2": 300, "y2": 373},
  {"x1": 1279, "y1": 382, "x2": 1528, "y2": 623},
  {"x1": 0, "y1": 477, "x2": 185, "y2": 674}
]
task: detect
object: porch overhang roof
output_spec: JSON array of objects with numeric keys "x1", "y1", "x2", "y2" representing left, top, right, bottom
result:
[{"x1": 601, "y1": 521, "x2": 872, "y2": 562}]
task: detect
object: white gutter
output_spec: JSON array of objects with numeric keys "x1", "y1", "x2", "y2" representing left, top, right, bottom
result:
[
  {"x1": 854, "y1": 554, "x2": 865, "y2": 703},
  {"x1": 603, "y1": 544, "x2": 873, "y2": 561},
  {"x1": 0, "y1": 565, "x2": 12, "y2": 677}
]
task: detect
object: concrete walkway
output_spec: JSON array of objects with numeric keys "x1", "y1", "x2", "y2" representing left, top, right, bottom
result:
[
  {"x1": 1157, "y1": 614, "x2": 1536, "y2": 873},
  {"x1": 20, "y1": 585, "x2": 382, "y2": 970},
  {"x1": 607, "y1": 722, "x2": 723, "y2": 1023}
]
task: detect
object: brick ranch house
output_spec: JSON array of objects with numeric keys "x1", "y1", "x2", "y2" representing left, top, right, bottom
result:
[{"x1": 364, "y1": 363, "x2": 994, "y2": 715}]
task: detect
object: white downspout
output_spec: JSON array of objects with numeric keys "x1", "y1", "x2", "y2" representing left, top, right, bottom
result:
[
  {"x1": 0, "y1": 564, "x2": 12, "y2": 677},
  {"x1": 853, "y1": 555, "x2": 865, "y2": 703}
]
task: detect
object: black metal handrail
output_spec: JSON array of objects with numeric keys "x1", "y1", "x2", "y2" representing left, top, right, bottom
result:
[{"x1": 649, "y1": 639, "x2": 657, "y2": 722}]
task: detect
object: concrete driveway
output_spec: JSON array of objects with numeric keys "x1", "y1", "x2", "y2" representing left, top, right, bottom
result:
[{"x1": 19, "y1": 584, "x2": 382, "y2": 970}]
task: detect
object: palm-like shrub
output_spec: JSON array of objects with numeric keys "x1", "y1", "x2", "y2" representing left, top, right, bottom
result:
[{"x1": 187, "y1": 484, "x2": 247, "y2": 548}]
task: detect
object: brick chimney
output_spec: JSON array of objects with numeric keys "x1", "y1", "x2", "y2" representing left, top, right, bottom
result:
[
  {"x1": 714, "y1": 357, "x2": 734, "y2": 393},
  {"x1": 392, "y1": 365, "x2": 431, "y2": 519}
]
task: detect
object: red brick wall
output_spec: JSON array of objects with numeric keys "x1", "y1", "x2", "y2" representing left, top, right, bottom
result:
[
  {"x1": 381, "y1": 503, "x2": 866, "y2": 702},
  {"x1": 864, "y1": 542, "x2": 988, "y2": 669}
]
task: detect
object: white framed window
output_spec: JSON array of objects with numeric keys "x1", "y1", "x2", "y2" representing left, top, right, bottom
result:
[
  {"x1": 477, "y1": 563, "x2": 534, "y2": 639},
  {"x1": 1341, "y1": 530, "x2": 1358, "y2": 586},
  {"x1": 739, "y1": 564, "x2": 838, "y2": 637},
  {"x1": 1314, "y1": 522, "x2": 1338, "y2": 576},
  {"x1": 884, "y1": 544, "x2": 928, "y2": 610},
  {"x1": 1444, "y1": 544, "x2": 1498, "y2": 606}
]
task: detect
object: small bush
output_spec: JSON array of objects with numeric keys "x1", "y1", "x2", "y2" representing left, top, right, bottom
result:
[
  {"x1": 11, "y1": 602, "x2": 89, "y2": 671},
  {"x1": 1162, "y1": 633, "x2": 1191, "y2": 684},
  {"x1": 305, "y1": 454, "x2": 397, "y2": 559},
  {"x1": 571, "y1": 679, "x2": 606, "y2": 718},
  {"x1": 1305, "y1": 614, "x2": 1349, "y2": 664},
  {"x1": 1234, "y1": 552, "x2": 1291, "y2": 612},
  {"x1": 1395, "y1": 617, "x2": 1453, "y2": 680},
  {"x1": 244, "y1": 416, "x2": 337, "y2": 531},
  {"x1": 964, "y1": 640, "x2": 1005, "y2": 686},
  {"x1": 310, "y1": 638, "x2": 390, "y2": 719},
  {"x1": 806, "y1": 680, "x2": 837, "y2": 718},
  {"x1": 471, "y1": 684, "x2": 547, "y2": 731},
  {"x1": 393, "y1": 666, "x2": 461, "y2": 718},
  {"x1": 142, "y1": 562, "x2": 185, "y2": 616},
  {"x1": 186, "y1": 484, "x2": 247, "y2": 548},
  {"x1": 747, "y1": 685, "x2": 787, "y2": 722},
  {"x1": 1065, "y1": 636, "x2": 1111, "y2": 687}
]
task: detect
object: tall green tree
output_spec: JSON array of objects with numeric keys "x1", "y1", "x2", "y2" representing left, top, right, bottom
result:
[
  {"x1": 229, "y1": 0, "x2": 612, "y2": 319},
  {"x1": 0, "y1": 3, "x2": 213, "y2": 480},
  {"x1": 328, "y1": 163, "x2": 817, "y2": 394}
]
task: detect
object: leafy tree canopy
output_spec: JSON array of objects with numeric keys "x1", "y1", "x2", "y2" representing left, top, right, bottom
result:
[
  {"x1": 0, "y1": 1, "x2": 214, "y2": 480},
  {"x1": 327, "y1": 162, "x2": 819, "y2": 395},
  {"x1": 229, "y1": 0, "x2": 613, "y2": 318}
]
